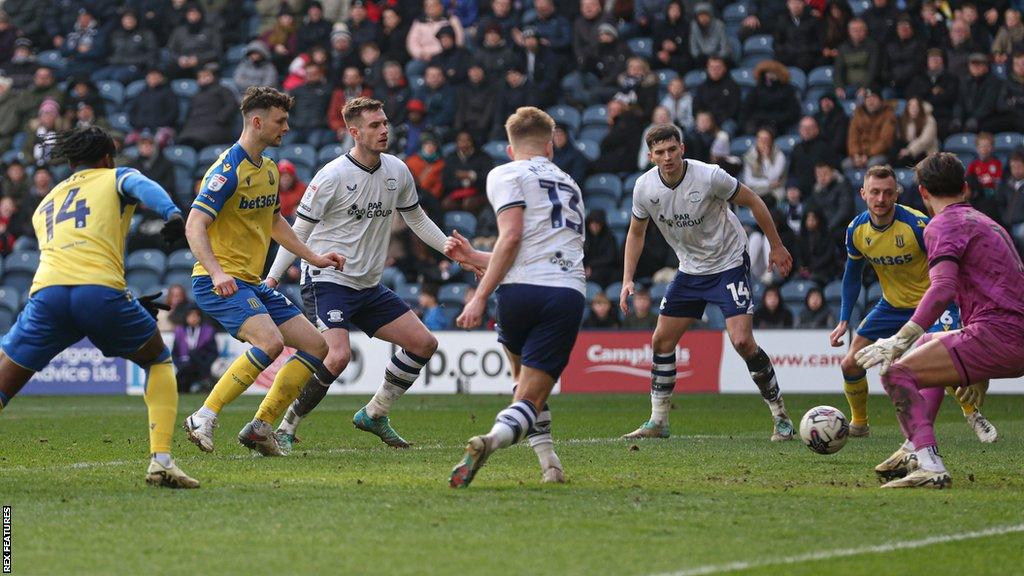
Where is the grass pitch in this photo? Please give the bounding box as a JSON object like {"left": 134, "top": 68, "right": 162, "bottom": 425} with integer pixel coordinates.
{"left": 2, "top": 393, "right": 1023, "bottom": 576}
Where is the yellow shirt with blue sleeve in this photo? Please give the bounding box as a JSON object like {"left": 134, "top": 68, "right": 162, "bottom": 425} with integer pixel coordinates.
{"left": 31, "top": 167, "right": 181, "bottom": 295}
{"left": 192, "top": 143, "right": 281, "bottom": 285}
{"left": 844, "top": 204, "right": 930, "bottom": 312}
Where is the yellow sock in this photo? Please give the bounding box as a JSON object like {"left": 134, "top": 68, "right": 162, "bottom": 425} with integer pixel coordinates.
{"left": 144, "top": 359, "right": 178, "bottom": 454}
{"left": 203, "top": 348, "right": 271, "bottom": 414}
{"left": 844, "top": 375, "right": 869, "bottom": 425}
{"left": 255, "top": 352, "right": 318, "bottom": 424}
{"left": 949, "top": 385, "right": 977, "bottom": 415}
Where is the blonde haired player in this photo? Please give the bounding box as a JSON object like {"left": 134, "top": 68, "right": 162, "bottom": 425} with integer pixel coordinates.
{"left": 445, "top": 106, "right": 587, "bottom": 487}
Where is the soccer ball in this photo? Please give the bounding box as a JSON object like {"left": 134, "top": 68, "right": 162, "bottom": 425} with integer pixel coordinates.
{"left": 799, "top": 406, "right": 850, "bottom": 455}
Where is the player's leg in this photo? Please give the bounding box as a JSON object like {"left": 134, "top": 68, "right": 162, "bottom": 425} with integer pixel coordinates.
{"left": 356, "top": 310, "right": 438, "bottom": 447}
{"left": 621, "top": 315, "right": 696, "bottom": 439}
{"left": 724, "top": 314, "right": 794, "bottom": 441}
{"left": 507, "top": 348, "right": 564, "bottom": 483}
{"left": 840, "top": 333, "right": 875, "bottom": 437}
{"left": 935, "top": 306, "right": 999, "bottom": 443}
{"left": 276, "top": 328, "right": 351, "bottom": 451}
{"left": 0, "top": 354, "right": 35, "bottom": 415}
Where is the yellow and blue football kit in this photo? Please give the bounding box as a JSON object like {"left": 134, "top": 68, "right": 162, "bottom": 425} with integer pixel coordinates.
{"left": 190, "top": 143, "right": 301, "bottom": 337}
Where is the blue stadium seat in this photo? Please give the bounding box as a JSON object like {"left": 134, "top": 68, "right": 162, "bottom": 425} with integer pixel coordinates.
{"left": 776, "top": 134, "right": 800, "bottom": 154}
{"left": 956, "top": 151, "right": 978, "bottom": 166}
{"left": 730, "top": 135, "right": 755, "bottom": 156}
{"left": 380, "top": 266, "right": 406, "bottom": 290}
{"left": 120, "top": 146, "right": 139, "bottom": 160}
{"left": 895, "top": 168, "right": 916, "bottom": 193}
{"left": 585, "top": 194, "right": 618, "bottom": 213}
{"left": 483, "top": 140, "right": 509, "bottom": 162}
{"left": 439, "top": 306, "right": 459, "bottom": 328}
{"left": 723, "top": 2, "right": 749, "bottom": 26}
{"left": 627, "top": 37, "right": 653, "bottom": 59}
{"left": 850, "top": 0, "right": 870, "bottom": 15}
{"left": 743, "top": 35, "right": 773, "bottom": 56}
{"left": 4, "top": 251, "right": 39, "bottom": 294}
{"left": 787, "top": 67, "right": 806, "bottom": 92}
{"left": 171, "top": 79, "right": 199, "bottom": 99}
{"left": 607, "top": 207, "right": 631, "bottom": 230}
{"left": 704, "top": 305, "right": 726, "bottom": 329}
{"left": 843, "top": 100, "right": 857, "bottom": 116}
{"left": 0, "top": 286, "right": 19, "bottom": 313}
{"left": 807, "top": 66, "right": 834, "bottom": 89}
{"left": 730, "top": 67, "right": 756, "bottom": 89}
{"left": 606, "top": 281, "right": 623, "bottom": 299}
{"left": 318, "top": 143, "right": 345, "bottom": 165}
{"left": 683, "top": 69, "right": 706, "bottom": 89}
{"left": 163, "top": 270, "right": 192, "bottom": 289}
{"left": 126, "top": 249, "right": 167, "bottom": 294}
{"left": 109, "top": 112, "right": 131, "bottom": 133}
{"left": 126, "top": 79, "right": 147, "bottom": 100}
{"left": 735, "top": 206, "right": 756, "bottom": 227}
{"left": 622, "top": 172, "right": 643, "bottom": 195}
{"left": 226, "top": 43, "right": 249, "bottom": 65}
{"left": 611, "top": 228, "right": 626, "bottom": 247}
{"left": 1, "top": 150, "right": 24, "bottom": 166}
{"left": 178, "top": 99, "right": 190, "bottom": 126}
{"left": 780, "top": 280, "right": 816, "bottom": 303}
{"left": 546, "top": 105, "right": 582, "bottom": 134}
{"left": 585, "top": 173, "right": 623, "bottom": 198}
{"left": 280, "top": 144, "right": 317, "bottom": 169}
{"left": 167, "top": 249, "right": 197, "bottom": 271}
{"left": 943, "top": 133, "right": 977, "bottom": 155}
{"left": 396, "top": 284, "right": 421, "bottom": 305}
{"left": 175, "top": 167, "right": 195, "bottom": 197}
{"left": 656, "top": 69, "right": 678, "bottom": 87}
{"left": 994, "top": 132, "right": 1024, "bottom": 154}
{"left": 37, "top": 50, "right": 66, "bottom": 71}
{"left": 12, "top": 236, "right": 37, "bottom": 253}
{"left": 97, "top": 80, "right": 125, "bottom": 111}
{"left": 580, "top": 124, "right": 608, "bottom": 143}
{"left": 823, "top": 280, "right": 844, "bottom": 304}
{"left": 164, "top": 145, "right": 197, "bottom": 171}
{"left": 586, "top": 282, "right": 603, "bottom": 300}
{"left": 576, "top": 139, "right": 599, "bottom": 162}
{"left": 581, "top": 105, "right": 608, "bottom": 126}
{"left": 444, "top": 211, "right": 477, "bottom": 238}
{"left": 802, "top": 99, "right": 819, "bottom": 115}
{"left": 0, "top": 309, "right": 13, "bottom": 333}
{"left": 197, "top": 145, "right": 230, "bottom": 173}
{"left": 261, "top": 147, "right": 279, "bottom": 163}
{"left": 649, "top": 282, "right": 668, "bottom": 302}
{"left": 439, "top": 283, "right": 469, "bottom": 305}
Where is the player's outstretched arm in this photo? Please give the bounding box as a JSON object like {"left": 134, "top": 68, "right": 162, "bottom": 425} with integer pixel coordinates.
{"left": 457, "top": 207, "right": 524, "bottom": 329}
{"left": 830, "top": 256, "right": 866, "bottom": 347}
{"left": 270, "top": 212, "right": 345, "bottom": 273}
{"left": 620, "top": 215, "right": 649, "bottom": 314}
{"left": 732, "top": 184, "right": 793, "bottom": 277}
{"left": 400, "top": 205, "right": 450, "bottom": 255}
{"left": 186, "top": 209, "right": 238, "bottom": 297}
{"left": 264, "top": 216, "right": 317, "bottom": 288}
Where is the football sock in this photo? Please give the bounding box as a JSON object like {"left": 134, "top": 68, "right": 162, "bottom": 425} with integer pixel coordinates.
{"left": 255, "top": 350, "right": 321, "bottom": 424}
{"left": 650, "top": 352, "right": 676, "bottom": 425}
{"left": 745, "top": 348, "right": 784, "bottom": 416}
{"left": 366, "top": 349, "right": 429, "bottom": 418}
{"left": 277, "top": 366, "right": 339, "bottom": 434}
{"left": 915, "top": 445, "right": 946, "bottom": 472}
{"left": 152, "top": 452, "right": 173, "bottom": 467}
{"left": 922, "top": 386, "right": 944, "bottom": 423}
{"left": 527, "top": 403, "right": 560, "bottom": 470}
{"left": 203, "top": 346, "right": 272, "bottom": 414}
{"left": 949, "top": 385, "right": 977, "bottom": 415}
{"left": 143, "top": 355, "right": 177, "bottom": 455}
{"left": 881, "top": 364, "right": 937, "bottom": 453}
{"left": 843, "top": 374, "right": 869, "bottom": 425}
{"left": 901, "top": 439, "right": 915, "bottom": 452}
{"left": 487, "top": 400, "right": 538, "bottom": 449}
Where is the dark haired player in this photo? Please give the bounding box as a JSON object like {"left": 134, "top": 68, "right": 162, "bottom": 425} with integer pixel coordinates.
{"left": 0, "top": 126, "right": 197, "bottom": 488}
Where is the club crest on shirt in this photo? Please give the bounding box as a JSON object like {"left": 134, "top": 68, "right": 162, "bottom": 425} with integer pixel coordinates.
{"left": 895, "top": 234, "right": 905, "bottom": 248}
{"left": 386, "top": 178, "right": 398, "bottom": 191}
{"left": 268, "top": 171, "right": 275, "bottom": 185}
{"left": 687, "top": 190, "right": 702, "bottom": 203}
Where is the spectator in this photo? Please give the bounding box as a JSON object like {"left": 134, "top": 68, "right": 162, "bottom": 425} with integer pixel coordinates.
{"left": 596, "top": 99, "right": 645, "bottom": 174}
{"left": 476, "top": 23, "right": 519, "bottom": 86}
{"left": 884, "top": 16, "right": 925, "bottom": 95}
{"left": 327, "top": 66, "right": 374, "bottom": 145}
{"left": 126, "top": 67, "right": 178, "bottom": 147}
{"left": 553, "top": 123, "right": 589, "bottom": 184}
{"left": 277, "top": 160, "right": 307, "bottom": 218}
{"left": 998, "top": 150, "right": 1024, "bottom": 244}
{"left": 288, "top": 62, "right": 334, "bottom": 147}
{"left": 233, "top": 41, "right": 278, "bottom": 91}
{"left": 992, "top": 9, "right": 1024, "bottom": 64}
{"left": 944, "top": 19, "right": 979, "bottom": 77}
{"left": 443, "top": 0, "right": 478, "bottom": 29}
{"left": 12, "top": 66, "right": 61, "bottom": 132}
{"left": 327, "top": 28, "right": 359, "bottom": 82}
{"left": 377, "top": 60, "right": 411, "bottom": 127}
{"left": 967, "top": 132, "right": 1003, "bottom": 194}
{"left": 18, "top": 167, "right": 53, "bottom": 237}
{"left": 172, "top": 305, "right": 218, "bottom": 393}
{"left": 5, "top": 3, "right": 47, "bottom": 50}
{"left": 94, "top": 9, "right": 157, "bottom": 85}
{"left": 797, "top": 287, "right": 835, "bottom": 328}
{"left": 615, "top": 56, "right": 659, "bottom": 115}
{"left": 454, "top": 65, "right": 495, "bottom": 145}
{"left": 905, "top": 48, "right": 959, "bottom": 138}
{"left": 407, "top": 133, "right": 445, "bottom": 199}
{"left": 393, "top": 98, "right": 429, "bottom": 157}
{"left": 689, "top": 3, "right": 731, "bottom": 66}
{"left": 959, "top": 3, "right": 991, "bottom": 51}
{"left": 157, "top": 284, "right": 190, "bottom": 332}
{"left": 127, "top": 130, "right": 177, "bottom": 208}
{"left": 796, "top": 209, "right": 839, "bottom": 285}
{"left": 741, "top": 59, "right": 802, "bottom": 136}
{"left": 843, "top": 88, "right": 896, "bottom": 170}
{"left": 260, "top": 5, "right": 299, "bottom": 74}
{"left": 71, "top": 101, "right": 117, "bottom": 142}
{"left": 834, "top": 18, "right": 880, "bottom": 100}
{"left": 753, "top": 286, "right": 793, "bottom": 329}
{"left": 693, "top": 57, "right": 741, "bottom": 131}
{"left": 176, "top": 64, "right": 237, "bottom": 150}
{"left": 0, "top": 76, "right": 18, "bottom": 152}
{"left": 490, "top": 65, "right": 537, "bottom": 140}
{"left": 638, "top": 107, "right": 674, "bottom": 170}
{"left": 380, "top": 7, "right": 412, "bottom": 64}
{"left": 2, "top": 38, "right": 38, "bottom": 90}
{"left": 582, "top": 292, "right": 620, "bottom": 328}
{"left": 739, "top": 0, "right": 787, "bottom": 42}
{"left": 419, "top": 65, "right": 456, "bottom": 140}
{"left": 60, "top": 8, "right": 108, "bottom": 79}
{"left": 652, "top": 1, "right": 694, "bottom": 72}
{"left": 418, "top": 283, "right": 448, "bottom": 330}
{"left": 815, "top": 93, "right": 849, "bottom": 160}
{"left": 621, "top": 286, "right": 659, "bottom": 329}
{"left": 659, "top": 77, "right": 693, "bottom": 130}
{"left": 821, "top": 0, "right": 852, "bottom": 61}
{"left": 742, "top": 127, "right": 787, "bottom": 203}
{"left": 687, "top": 111, "right": 735, "bottom": 172}
{"left": 789, "top": 116, "right": 837, "bottom": 195}
{"left": 861, "top": 0, "right": 898, "bottom": 43}
{"left": 584, "top": 209, "right": 620, "bottom": 288}
{"left": 775, "top": 0, "right": 823, "bottom": 72}
{"left": 953, "top": 52, "right": 1014, "bottom": 134}
{"left": 282, "top": 45, "right": 330, "bottom": 91}
{"left": 781, "top": 185, "right": 805, "bottom": 234}
{"left": 0, "top": 12, "right": 15, "bottom": 65}
{"left": 406, "top": 0, "right": 465, "bottom": 77}
{"left": 346, "top": 0, "right": 381, "bottom": 48}
{"left": 429, "top": 25, "right": 473, "bottom": 86}
{"left": 806, "top": 162, "right": 854, "bottom": 246}
{"left": 1009, "top": 52, "right": 1024, "bottom": 131}
{"left": 23, "top": 99, "right": 64, "bottom": 166}
{"left": 441, "top": 131, "right": 491, "bottom": 212}
{"left": 574, "top": 0, "right": 610, "bottom": 69}
{"left": 167, "top": 3, "right": 221, "bottom": 79}
{"left": 894, "top": 97, "right": 938, "bottom": 168}
{"left": 574, "top": 22, "right": 631, "bottom": 106}
{"left": 2, "top": 160, "right": 29, "bottom": 202}
{"left": 296, "top": 1, "right": 332, "bottom": 53}
{"left": 917, "top": 0, "right": 948, "bottom": 47}
{"left": 634, "top": 0, "right": 668, "bottom": 31}
{"left": 62, "top": 77, "right": 104, "bottom": 122}
{"left": 521, "top": 27, "right": 561, "bottom": 108}
{"left": 0, "top": 197, "right": 18, "bottom": 256}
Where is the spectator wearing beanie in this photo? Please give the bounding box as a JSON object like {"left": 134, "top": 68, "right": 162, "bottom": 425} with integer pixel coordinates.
{"left": 177, "top": 64, "right": 236, "bottom": 150}
{"left": 167, "top": 3, "right": 222, "bottom": 79}
{"left": 429, "top": 25, "right": 473, "bottom": 86}
{"left": 689, "top": 3, "right": 731, "bottom": 66}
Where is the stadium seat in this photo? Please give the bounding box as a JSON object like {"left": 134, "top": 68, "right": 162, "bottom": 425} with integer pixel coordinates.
{"left": 742, "top": 35, "right": 773, "bottom": 56}
{"left": 126, "top": 79, "right": 147, "bottom": 100}
{"left": 607, "top": 207, "right": 631, "bottom": 230}
{"left": 280, "top": 144, "right": 317, "bottom": 169}
{"left": 735, "top": 206, "right": 756, "bottom": 227}
{"left": 126, "top": 249, "right": 167, "bottom": 294}
{"left": 0, "top": 309, "right": 12, "bottom": 333}
{"left": 895, "top": 168, "right": 916, "bottom": 193}
{"left": 802, "top": 99, "right": 819, "bottom": 115}
{"left": 4, "top": 251, "right": 39, "bottom": 294}
{"left": 109, "top": 113, "right": 132, "bottom": 133}
{"left": 318, "top": 143, "right": 345, "bottom": 165}
{"left": 943, "top": 133, "right": 977, "bottom": 155}
{"left": 579, "top": 124, "right": 608, "bottom": 143}
{"left": 627, "top": 37, "right": 653, "bottom": 59}
{"left": 704, "top": 305, "right": 726, "bottom": 329}
{"left": 843, "top": 100, "right": 857, "bottom": 116}
{"left": 167, "top": 249, "right": 198, "bottom": 272}
{"left": 12, "top": 236, "right": 37, "bottom": 253}
{"left": 780, "top": 280, "right": 815, "bottom": 303}
{"left": 585, "top": 174, "right": 623, "bottom": 198}
{"left": 787, "top": 67, "right": 806, "bottom": 92}
{"left": 866, "top": 282, "right": 883, "bottom": 304}
{"left": 730, "top": 135, "right": 755, "bottom": 156}
{"left": 585, "top": 194, "right": 618, "bottom": 213}
{"left": 807, "top": 66, "right": 834, "bottom": 90}
{"left": 730, "top": 67, "right": 756, "bottom": 89}
{"left": 581, "top": 105, "right": 608, "bottom": 127}
{"left": 163, "top": 270, "right": 193, "bottom": 289}
{"left": 683, "top": 69, "right": 706, "bottom": 89}
{"left": 439, "top": 306, "right": 459, "bottom": 327}
{"left": 845, "top": 168, "right": 866, "bottom": 188}
{"left": 0, "top": 286, "right": 19, "bottom": 313}
{"left": 163, "top": 145, "right": 197, "bottom": 171}
{"left": 439, "top": 283, "right": 469, "bottom": 306}
{"left": 776, "top": 134, "right": 800, "bottom": 154}
{"left": 396, "top": 284, "right": 421, "bottom": 305}
{"left": 171, "top": 79, "right": 199, "bottom": 99}
{"left": 546, "top": 105, "right": 582, "bottom": 134}
{"left": 995, "top": 132, "right": 1024, "bottom": 154}
{"left": 261, "top": 147, "right": 279, "bottom": 162}
{"left": 656, "top": 69, "right": 678, "bottom": 87}
{"left": 723, "top": 2, "right": 748, "bottom": 26}
{"left": 585, "top": 281, "right": 603, "bottom": 300}
{"left": 605, "top": 281, "right": 623, "bottom": 299}
{"left": 37, "top": 50, "right": 66, "bottom": 71}
{"left": 622, "top": 172, "right": 643, "bottom": 195}
{"left": 1, "top": 149, "right": 24, "bottom": 166}
{"left": 575, "top": 139, "right": 600, "bottom": 162}
{"left": 197, "top": 145, "right": 230, "bottom": 176}
{"left": 648, "top": 282, "right": 668, "bottom": 302}
{"left": 483, "top": 140, "right": 509, "bottom": 162}
{"left": 380, "top": 266, "right": 406, "bottom": 290}
{"left": 444, "top": 211, "right": 477, "bottom": 238}
{"left": 611, "top": 228, "right": 626, "bottom": 247}
{"left": 97, "top": 80, "right": 126, "bottom": 111}
{"left": 850, "top": 0, "right": 870, "bottom": 14}
{"left": 225, "top": 43, "right": 249, "bottom": 65}
{"left": 955, "top": 151, "right": 978, "bottom": 166}
{"left": 823, "top": 280, "right": 844, "bottom": 304}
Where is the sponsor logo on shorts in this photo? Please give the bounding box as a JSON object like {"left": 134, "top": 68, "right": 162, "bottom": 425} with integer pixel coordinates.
{"left": 207, "top": 174, "right": 228, "bottom": 192}
{"left": 347, "top": 201, "right": 393, "bottom": 221}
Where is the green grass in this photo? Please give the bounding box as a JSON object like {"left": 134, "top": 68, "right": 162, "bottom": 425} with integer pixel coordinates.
{"left": 2, "top": 394, "right": 1023, "bottom": 576}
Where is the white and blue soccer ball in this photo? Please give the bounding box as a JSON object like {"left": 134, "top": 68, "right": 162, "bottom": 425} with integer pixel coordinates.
{"left": 799, "top": 406, "right": 850, "bottom": 455}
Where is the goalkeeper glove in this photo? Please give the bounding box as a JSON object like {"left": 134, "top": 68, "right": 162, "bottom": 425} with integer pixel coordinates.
{"left": 137, "top": 291, "right": 170, "bottom": 319}
{"left": 161, "top": 213, "right": 185, "bottom": 247}
{"left": 955, "top": 381, "right": 988, "bottom": 408}
{"left": 855, "top": 321, "right": 924, "bottom": 375}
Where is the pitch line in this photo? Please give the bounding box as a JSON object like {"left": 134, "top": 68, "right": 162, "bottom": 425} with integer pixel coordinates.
{"left": 649, "top": 523, "right": 1024, "bottom": 576}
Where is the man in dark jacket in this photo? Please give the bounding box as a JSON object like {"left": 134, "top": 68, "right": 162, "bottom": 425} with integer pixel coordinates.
{"left": 441, "top": 131, "right": 493, "bottom": 212}
{"left": 286, "top": 62, "right": 332, "bottom": 147}
{"left": 693, "top": 56, "right": 741, "bottom": 130}
{"left": 814, "top": 93, "right": 849, "bottom": 160}
{"left": 376, "top": 60, "right": 410, "bottom": 127}
{"left": 475, "top": 0, "right": 518, "bottom": 45}
{"left": 789, "top": 117, "right": 837, "bottom": 195}
{"left": 1007, "top": 52, "right": 1024, "bottom": 132}
{"left": 475, "top": 23, "right": 518, "bottom": 89}
{"left": 520, "top": 27, "right": 560, "bottom": 108}
{"left": 884, "top": 16, "right": 925, "bottom": 94}
{"left": 177, "top": 64, "right": 236, "bottom": 150}
{"left": 166, "top": 3, "right": 221, "bottom": 79}
{"left": 128, "top": 130, "right": 178, "bottom": 208}
{"left": 953, "top": 53, "right": 1013, "bottom": 134}
{"left": 739, "top": 0, "right": 786, "bottom": 42}
{"left": 806, "top": 162, "right": 855, "bottom": 247}
{"left": 12, "top": 66, "right": 61, "bottom": 131}
{"left": 127, "top": 67, "right": 179, "bottom": 146}
{"left": 61, "top": 8, "right": 110, "bottom": 79}
{"left": 905, "top": 48, "right": 959, "bottom": 138}
{"left": 861, "top": 0, "right": 898, "bottom": 43}
{"left": 296, "top": 1, "right": 332, "bottom": 53}
{"left": 454, "top": 64, "right": 494, "bottom": 145}
{"left": 833, "top": 18, "right": 880, "bottom": 99}
{"left": 94, "top": 9, "right": 157, "bottom": 85}
{"left": 553, "top": 123, "right": 588, "bottom": 183}
{"left": 421, "top": 65, "right": 456, "bottom": 141}
{"left": 774, "top": 0, "right": 823, "bottom": 72}
{"left": 428, "top": 25, "right": 473, "bottom": 86}
{"left": 4, "top": 0, "right": 48, "bottom": 49}
{"left": 573, "top": 0, "right": 608, "bottom": 69}
{"left": 490, "top": 65, "right": 537, "bottom": 140}
{"left": 741, "top": 59, "right": 801, "bottom": 135}
{"left": 596, "top": 99, "right": 645, "bottom": 174}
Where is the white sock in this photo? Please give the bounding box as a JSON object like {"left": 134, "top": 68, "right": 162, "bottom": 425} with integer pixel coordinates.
{"left": 902, "top": 439, "right": 915, "bottom": 452}
{"left": 196, "top": 406, "right": 217, "bottom": 420}
{"left": 277, "top": 404, "right": 301, "bottom": 434}
{"left": 915, "top": 446, "right": 946, "bottom": 472}
{"left": 486, "top": 400, "right": 538, "bottom": 449}
{"left": 366, "top": 381, "right": 407, "bottom": 418}
{"left": 486, "top": 421, "right": 517, "bottom": 449}
{"left": 529, "top": 435, "right": 561, "bottom": 471}
{"left": 650, "top": 391, "right": 673, "bottom": 425}
{"left": 152, "top": 452, "right": 173, "bottom": 467}
{"left": 766, "top": 396, "right": 787, "bottom": 418}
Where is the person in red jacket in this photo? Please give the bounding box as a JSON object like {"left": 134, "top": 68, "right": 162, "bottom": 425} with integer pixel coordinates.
{"left": 966, "top": 132, "right": 1003, "bottom": 191}
{"left": 276, "top": 160, "right": 307, "bottom": 219}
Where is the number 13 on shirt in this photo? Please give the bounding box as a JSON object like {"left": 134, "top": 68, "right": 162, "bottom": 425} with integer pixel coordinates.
{"left": 539, "top": 179, "right": 583, "bottom": 234}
